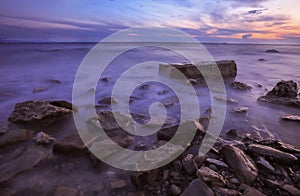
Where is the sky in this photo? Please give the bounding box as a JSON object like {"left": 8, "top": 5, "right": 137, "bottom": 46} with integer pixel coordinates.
{"left": 0, "top": 0, "right": 299, "bottom": 44}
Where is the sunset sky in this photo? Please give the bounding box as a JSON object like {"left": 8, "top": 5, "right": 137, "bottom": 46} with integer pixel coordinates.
{"left": 0, "top": 0, "right": 299, "bottom": 44}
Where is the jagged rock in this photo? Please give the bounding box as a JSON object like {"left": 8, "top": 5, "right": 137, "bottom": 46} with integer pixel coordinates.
{"left": 110, "top": 179, "right": 127, "bottom": 190}
{"left": 53, "top": 132, "right": 86, "bottom": 154}
{"left": 0, "top": 145, "right": 48, "bottom": 183}
{"left": 8, "top": 100, "right": 73, "bottom": 125}
{"left": 213, "top": 187, "right": 239, "bottom": 195}
{"left": 239, "top": 184, "right": 266, "bottom": 196}
{"left": 54, "top": 186, "right": 77, "bottom": 196}
{"left": 248, "top": 144, "right": 298, "bottom": 163}
{"left": 193, "top": 155, "right": 207, "bottom": 168}
{"left": 258, "top": 80, "right": 300, "bottom": 107}
{"left": 0, "top": 129, "right": 29, "bottom": 147}
{"left": 181, "top": 179, "right": 214, "bottom": 196}
{"left": 282, "top": 184, "right": 300, "bottom": 195}
{"left": 49, "top": 100, "right": 77, "bottom": 111}
{"left": 130, "top": 170, "right": 159, "bottom": 188}
{"left": 266, "top": 49, "right": 280, "bottom": 53}
{"left": 170, "top": 184, "right": 181, "bottom": 196}
{"left": 159, "top": 60, "right": 237, "bottom": 80}
{"left": 231, "top": 81, "right": 252, "bottom": 91}
{"left": 256, "top": 156, "right": 275, "bottom": 173}
{"left": 281, "top": 115, "right": 300, "bottom": 122}
{"left": 197, "top": 166, "right": 226, "bottom": 186}
{"left": 33, "top": 132, "right": 55, "bottom": 144}
{"left": 226, "top": 129, "right": 239, "bottom": 138}
{"left": 275, "top": 141, "right": 300, "bottom": 154}
{"left": 233, "top": 106, "right": 248, "bottom": 113}
{"left": 220, "top": 145, "right": 258, "bottom": 185}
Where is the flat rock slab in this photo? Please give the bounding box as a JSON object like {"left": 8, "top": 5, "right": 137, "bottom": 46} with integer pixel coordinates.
{"left": 53, "top": 132, "right": 86, "bottom": 154}
{"left": 248, "top": 144, "right": 298, "bottom": 163}
{"left": 8, "top": 100, "right": 73, "bottom": 125}
{"left": 198, "top": 166, "right": 226, "bottom": 186}
{"left": 181, "top": 179, "right": 214, "bottom": 196}
{"left": 159, "top": 60, "right": 237, "bottom": 80}
{"left": 220, "top": 145, "right": 258, "bottom": 185}
{"left": 0, "top": 129, "right": 29, "bottom": 147}
{"left": 0, "top": 145, "right": 48, "bottom": 183}
{"left": 281, "top": 115, "right": 300, "bottom": 122}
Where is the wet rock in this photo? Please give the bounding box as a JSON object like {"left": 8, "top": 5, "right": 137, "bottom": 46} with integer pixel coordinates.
{"left": 54, "top": 186, "right": 77, "bottom": 196}
{"left": 159, "top": 60, "right": 237, "bottom": 80}
{"left": 205, "top": 158, "right": 228, "bottom": 168}
{"left": 49, "top": 100, "right": 77, "bottom": 111}
{"left": 226, "top": 129, "right": 239, "bottom": 138}
{"left": 33, "top": 131, "right": 55, "bottom": 144}
{"left": 157, "top": 121, "right": 196, "bottom": 141}
{"left": 248, "top": 144, "right": 298, "bottom": 163}
{"left": 230, "top": 81, "right": 252, "bottom": 91}
{"left": 8, "top": 100, "right": 73, "bottom": 125}
{"left": 266, "top": 49, "right": 280, "bottom": 53}
{"left": 239, "top": 184, "right": 266, "bottom": 196}
{"left": 131, "top": 170, "right": 159, "bottom": 188}
{"left": 193, "top": 155, "right": 207, "bottom": 168}
{"left": 256, "top": 156, "right": 275, "bottom": 173}
{"left": 281, "top": 115, "right": 300, "bottom": 122}
{"left": 233, "top": 106, "right": 248, "bottom": 113}
{"left": 275, "top": 141, "right": 300, "bottom": 154}
{"left": 139, "top": 84, "right": 149, "bottom": 90}
{"left": 0, "top": 145, "right": 48, "bottom": 183}
{"left": 98, "top": 97, "right": 118, "bottom": 105}
{"left": 101, "top": 77, "right": 110, "bottom": 82}
{"left": 181, "top": 179, "right": 214, "bottom": 196}
{"left": 53, "top": 132, "right": 86, "bottom": 154}
{"left": 110, "top": 179, "right": 127, "bottom": 190}
{"left": 220, "top": 145, "right": 258, "bottom": 185}
{"left": 0, "top": 188, "right": 16, "bottom": 196}
{"left": 197, "top": 166, "right": 226, "bottom": 186}
{"left": 230, "top": 178, "right": 240, "bottom": 184}
{"left": 188, "top": 79, "right": 198, "bottom": 85}
{"left": 0, "top": 129, "right": 29, "bottom": 147}
{"left": 183, "top": 159, "right": 196, "bottom": 176}
{"left": 282, "top": 184, "right": 300, "bottom": 195}
{"left": 213, "top": 187, "right": 239, "bottom": 196}
{"left": 96, "top": 111, "right": 134, "bottom": 132}
{"left": 214, "top": 96, "right": 239, "bottom": 104}
{"left": 47, "top": 79, "right": 62, "bottom": 84}
{"left": 263, "top": 179, "right": 282, "bottom": 188}
{"left": 170, "top": 184, "right": 181, "bottom": 196}
{"left": 258, "top": 58, "right": 266, "bottom": 61}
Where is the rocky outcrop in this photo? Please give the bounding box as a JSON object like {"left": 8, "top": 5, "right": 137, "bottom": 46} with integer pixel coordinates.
{"left": 230, "top": 81, "right": 252, "bottom": 91}
{"left": 220, "top": 145, "right": 258, "bottom": 185}
{"left": 159, "top": 60, "right": 237, "bottom": 80}
{"left": 8, "top": 100, "right": 74, "bottom": 125}
{"left": 258, "top": 80, "right": 300, "bottom": 107}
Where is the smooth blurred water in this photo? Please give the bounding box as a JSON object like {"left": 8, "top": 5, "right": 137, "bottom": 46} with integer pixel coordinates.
{"left": 0, "top": 42, "right": 299, "bottom": 147}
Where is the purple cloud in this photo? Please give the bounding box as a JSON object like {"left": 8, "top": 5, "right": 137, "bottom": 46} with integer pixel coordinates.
{"left": 242, "top": 34, "right": 252, "bottom": 39}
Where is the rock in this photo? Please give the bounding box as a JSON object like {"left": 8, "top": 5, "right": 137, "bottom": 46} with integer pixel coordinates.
{"left": 188, "top": 79, "right": 198, "bottom": 85}
{"left": 226, "top": 129, "right": 239, "bottom": 138}
{"left": 220, "top": 145, "right": 258, "bottom": 185}
{"left": 139, "top": 84, "right": 149, "bottom": 90}
{"left": 281, "top": 115, "right": 300, "bottom": 122}
{"left": 33, "top": 131, "right": 55, "bottom": 144}
{"left": 157, "top": 121, "right": 196, "bottom": 141}
{"left": 205, "top": 158, "right": 228, "bottom": 168}
{"left": 170, "top": 184, "right": 181, "bottom": 196}
{"left": 49, "top": 100, "right": 77, "bottom": 111}
{"left": 131, "top": 170, "right": 159, "bottom": 188}
{"left": 258, "top": 80, "right": 300, "bottom": 107}
{"left": 282, "top": 184, "right": 300, "bottom": 195}
{"left": 54, "top": 186, "right": 78, "bottom": 196}
{"left": 33, "top": 87, "right": 49, "bottom": 93}
{"left": 256, "top": 156, "right": 275, "bottom": 173}
{"left": 248, "top": 144, "right": 298, "bottom": 163}
{"left": 263, "top": 179, "right": 282, "bottom": 188}
{"left": 240, "top": 184, "right": 266, "bottom": 196}
{"left": 53, "top": 132, "right": 86, "bottom": 154}
{"left": 101, "top": 77, "right": 110, "bottom": 82}
{"left": 230, "top": 81, "right": 252, "bottom": 91}
{"left": 258, "top": 58, "right": 266, "bottom": 61}
{"left": 47, "top": 79, "right": 62, "bottom": 84}
{"left": 266, "top": 49, "right": 280, "bottom": 53}
{"left": 8, "top": 100, "right": 73, "bottom": 125}
{"left": 197, "top": 166, "right": 226, "bottom": 186}
{"left": 214, "top": 96, "right": 239, "bottom": 104}
{"left": 230, "top": 178, "right": 240, "bottom": 184}
{"left": 233, "top": 106, "right": 248, "bottom": 113}
{"left": 183, "top": 159, "right": 197, "bottom": 176}
{"left": 98, "top": 97, "right": 118, "bottom": 105}
{"left": 181, "top": 179, "right": 214, "bottom": 196}
{"left": 159, "top": 60, "right": 237, "bottom": 80}
{"left": 110, "top": 179, "right": 127, "bottom": 190}
{"left": 0, "top": 188, "right": 16, "bottom": 196}
{"left": 275, "top": 141, "right": 300, "bottom": 154}
{"left": 193, "top": 155, "right": 207, "bottom": 168}
{"left": 0, "top": 145, "right": 48, "bottom": 183}
{"left": 0, "top": 129, "right": 29, "bottom": 147}
{"left": 213, "top": 187, "right": 239, "bottom": 196}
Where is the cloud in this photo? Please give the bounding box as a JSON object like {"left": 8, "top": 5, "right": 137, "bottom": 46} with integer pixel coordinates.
{"left": 242, "top": 34, "right": 252, "bottom": 39}
{"left": 248, "top": 8, "right": 268, "bottom": 14}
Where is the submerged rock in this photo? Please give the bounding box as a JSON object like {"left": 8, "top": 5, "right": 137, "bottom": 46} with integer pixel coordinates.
{"left": 0, "top": 129, "right": 29, "bottom": 147}
{"left": 33, "top": 132, "right": 55, "bottom": 144}
{"left": 159, "top": 60, "right": 237, "bottom": 80}
{"left": 248, "top": 144, "right": 298, "bottom": 163}
{"left": 0, "top": 145, "right": 48, "bottom": 183}
{"left": 233, "top": 106, "right": 249, "bottom": 113}
{"left": 8, "top": 100, "right": 74, "bottom": 125}
{"left": 181, "top": 179, "right": 214, "bottom": 196}
{"left": 54, "top": 186, "right": 78, "bottom": 196}
{"left": 266, "top": 49, "right": 280, "bottom": 53}
{"left": 258, "top": 80, "right": 300, "bottom": 107}
{"left": 230, "top": 81, "right": 252, "bottom": 91}
{"left": 220, "top": 145, "right": 258, "bottom": 185}
{"left": 53, "top": 132, "right": 86, "bottom": 154}
{"left": 281, "top": 115, "right": 300, "bottom": 122}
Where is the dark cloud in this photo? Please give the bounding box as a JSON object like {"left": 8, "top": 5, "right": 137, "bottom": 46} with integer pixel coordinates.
{"left": 248, "top": 8, "right": 267, "bottom": 15}
{"left": 228, "top": 0, "right": 269, "bottom": 7}
{"left": 242, "top": 34, "right": 252, "bottom": 39}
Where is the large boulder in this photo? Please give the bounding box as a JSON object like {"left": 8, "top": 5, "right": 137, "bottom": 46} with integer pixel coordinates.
{"left": 220, "top": 145, "right": 258, "bottom": 185}
{"left": 159, "top": 60, "right": 237, "bottom": 80}
{"left": 258, "top": 80, "right": 300, "bottom": 107}
{"left": 8, "top": 100, "right": 74, "bottom": 125}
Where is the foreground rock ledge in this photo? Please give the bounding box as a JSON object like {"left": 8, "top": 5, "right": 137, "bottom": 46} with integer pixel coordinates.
{"left": 159, "top": 60, "right": 237, "bottom": 80}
